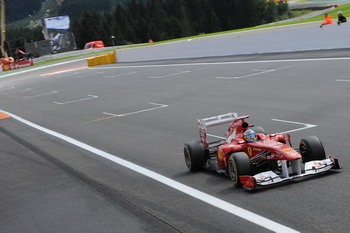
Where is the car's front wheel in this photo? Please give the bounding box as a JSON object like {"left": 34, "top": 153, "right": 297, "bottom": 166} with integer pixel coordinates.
{"left": 228, "top": 152, "right": 252, "bottom": 187}
{"left": 300, "top": 136, "right": 326, "bottom": 162}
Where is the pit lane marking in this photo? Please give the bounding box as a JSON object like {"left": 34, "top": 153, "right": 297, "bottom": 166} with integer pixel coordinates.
{"left": 1, "top": 110, "right": 299, "bottom": 233}
{"left": 83, "top": 103, "right": 168, "bottom": 123}
{"left": 53, "top": 95, "right": 98, "bottom": 105}
{"left": 147, "top": 71, "right": 190, "bottom": 79}
{"left": 23, "top": 90, "right": 58, "bottom": 99}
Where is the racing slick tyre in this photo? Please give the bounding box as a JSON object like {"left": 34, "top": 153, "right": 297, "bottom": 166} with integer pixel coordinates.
{"left": 228, "top": 152, "right": 252, "bottom": 187}
{"left": 299, "top": 136, "right": 326, "bottom": 162}
{"left": 184, "top": 140, "right": 207, "bottom": 172}
{"left": 250, "top": 126, "right": 266, "bottom": 135}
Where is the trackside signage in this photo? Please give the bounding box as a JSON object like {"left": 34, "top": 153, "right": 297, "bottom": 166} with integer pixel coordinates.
{"left": 2, "top": 60, "right": 34, "bottom": 72}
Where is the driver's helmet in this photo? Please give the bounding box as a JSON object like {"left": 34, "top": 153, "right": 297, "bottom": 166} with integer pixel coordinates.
{"left": 244, "top": 129, "right": 257, "bottom": 143}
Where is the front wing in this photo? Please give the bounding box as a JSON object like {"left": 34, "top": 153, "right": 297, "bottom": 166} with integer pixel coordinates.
{"left": 240, "top": 157, "right": 341, "bottom": 190}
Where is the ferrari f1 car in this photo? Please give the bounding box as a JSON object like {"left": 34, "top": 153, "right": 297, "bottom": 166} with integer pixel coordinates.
{"left": 183, "top": 113, "right": 341, "bottom": 190}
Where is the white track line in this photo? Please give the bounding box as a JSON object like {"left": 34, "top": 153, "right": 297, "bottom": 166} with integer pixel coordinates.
{"left": 217, "top": 69, "right": 275, "bottom": 79}
{"left": 1, "top": 110, "right": 298, "bottom": 233}
{"left": 53, "top": 95, "right": 98, "bottom": 105}
{"left": 104, "top": 71, "right": 138, "bottom": 78}
{"left": 23, "top": 91, "right": 58, "bottom": 99}
{"left": 90, "top": 57, "right": 350, "bottom": 70}
{"left": 272, "top": 119, "right": 317, "bottom": 134}
{"left": 216, "top": 65, "right": 292, "bottom": 80}
{"left": 336, "top": 79, "right": 350, "bottom": 82}
{"left": 147, "top": 71, "right": 191, "bottom": 79}
{"left": 103, "top": 103, "right": 168, "bottom": 117}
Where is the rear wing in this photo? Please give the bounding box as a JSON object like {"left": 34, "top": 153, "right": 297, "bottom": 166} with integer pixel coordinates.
{"left": 198, "top": 113, "right": 238, "bottom": 147}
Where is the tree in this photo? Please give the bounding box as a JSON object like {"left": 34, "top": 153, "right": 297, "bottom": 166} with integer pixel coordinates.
{"left": 75, "top": 11, "right": 102, "bottom": 47}
{"left": 146, "top": 0, "right": 169, "bottom": 41}
{"left": 6, "top": 0, "right": 42, "bottom": 23}
{"left": 264, "top": 0, "right": 278, "bottom": 23}
{"left": 237, "top": 0, "right": 263, "bottom": 28}
{"left": 59, "top": 0, "right": 111, "bottom": 19}
{"left": 6, "top": 0, "right": 293, "bottom": 50}
{"left": 112, "top": 4, "right": 128, "bottom": 44}
{"left": 165, "top": 0, "right": 193, "bottom": 37}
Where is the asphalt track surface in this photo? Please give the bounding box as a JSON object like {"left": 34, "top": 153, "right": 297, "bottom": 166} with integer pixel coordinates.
{"left": 1, "top": 39, "right": 350, "bottom": 233}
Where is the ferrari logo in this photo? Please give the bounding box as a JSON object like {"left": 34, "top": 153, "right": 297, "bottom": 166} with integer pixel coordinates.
{"left": 248, "top": 147, "right": 252, "bottom": 156}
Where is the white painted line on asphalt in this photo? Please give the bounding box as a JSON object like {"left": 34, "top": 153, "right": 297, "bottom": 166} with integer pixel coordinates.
{"left": 104, "top": 71, "right": 138, "bottom": 78}
{"left": 336, "top": 79, "right": 350, "bottom": 82}
{"left": 1, "top": 110, "right": 299, "bottom": 233}
{"left": 82, "top": 103, "right": 169, "bottom": 124}
{"left": 2, "top": 57, "right": 348, "bottom": 79}
{"left": 217, "top": 69, "right": 275, "bottom": 79}
{"left": 23, "top": 90, "right": 58, "bottom": 99}
{"left": 272, "top": 119, "right": 317, "bottom": 134}
{"left": 3, "top": 88, "right": 31, "bottom": 95}
{"left": 90, "top": 57, "right": 350, "bottom": 70}
{"left": 147, "top": 71, "right": 191, "bottom": 79}
{"left": 53, "top": 95, "right": 98, "bottom": 105}
{"left": 217, "top": 65, "right": 293, "bottom": 80}
{"left": 103, "top": 103, "right": 168, "bottom": 117}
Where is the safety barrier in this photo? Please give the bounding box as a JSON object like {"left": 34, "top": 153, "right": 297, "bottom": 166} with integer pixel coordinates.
{"left": 86, "top": 51, "right": 117, "bottom": 67}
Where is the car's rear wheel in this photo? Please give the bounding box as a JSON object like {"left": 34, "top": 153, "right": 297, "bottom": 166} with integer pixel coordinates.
{"left": 184, "top": 140, "right": 207, "bottom": 172}
{"left": 300, "top": 136, "right": 326, "bottom": 162}
{"left": 228, "top": 152, "right": 252, "bottom": 187}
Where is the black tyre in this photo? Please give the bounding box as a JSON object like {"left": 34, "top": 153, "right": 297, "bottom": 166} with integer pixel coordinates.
{"left": 228, "top": 152, "right": 252, "bottom": 187}
{"left": 184, "top": 140, "right": 207, "bottom": 172}
{"left": 250, "top": 126, "right": 266, "bottom": 135}
{"left": 299, "top": 136, "right": 326, "bottom": 162}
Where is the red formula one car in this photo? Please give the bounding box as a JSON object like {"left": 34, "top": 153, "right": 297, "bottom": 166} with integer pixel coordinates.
{"left": 184, "top": 113, "right": 341, "bottom": 190}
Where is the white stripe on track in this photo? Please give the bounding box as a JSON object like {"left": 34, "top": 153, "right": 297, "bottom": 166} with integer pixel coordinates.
{"left": 1, "top": 110, "right": 299, "bottom": 233}
{"left": 90, "top": 57, "right": 350, "bottom": 69}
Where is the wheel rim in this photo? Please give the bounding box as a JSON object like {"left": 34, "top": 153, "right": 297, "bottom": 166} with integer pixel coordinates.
{"left": 184, "top": 147, "right": 191, "bottom": 169}
{"left": 300, "top": 142, "right": 307, "bottom": 153}
{"left": 300, "top": 141, "right": 310, "bottom": 161}
{"left": 228, "top": 159, "right": 236, "bottom": 182}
